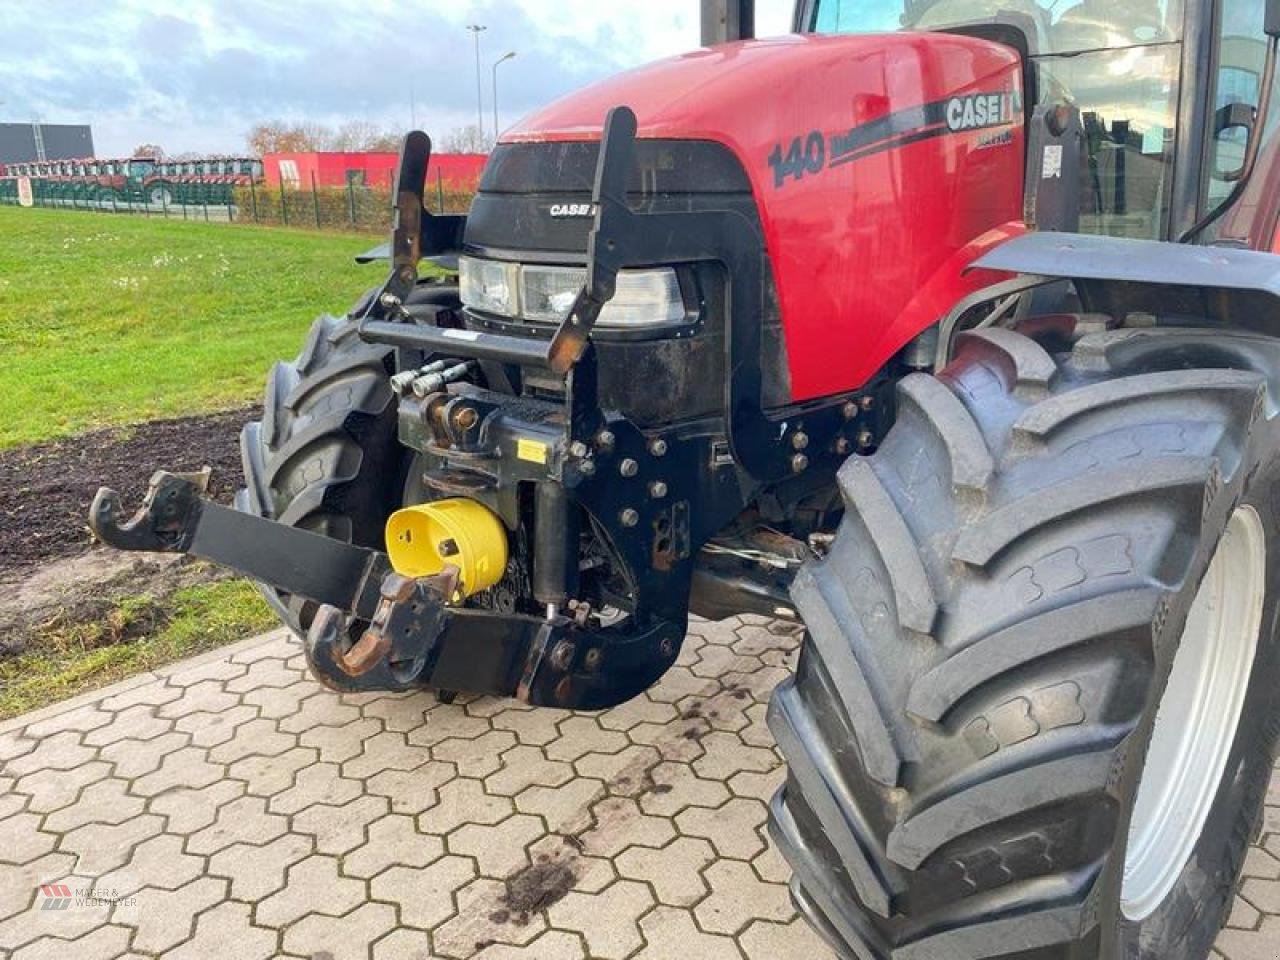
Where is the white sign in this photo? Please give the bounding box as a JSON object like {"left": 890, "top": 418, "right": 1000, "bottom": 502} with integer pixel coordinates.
{"left": 16, "top": 176, "right": 32, "bottom": 207}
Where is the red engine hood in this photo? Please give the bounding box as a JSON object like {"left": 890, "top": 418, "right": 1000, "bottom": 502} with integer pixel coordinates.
{"left": 503, "top": 33, "right": 1027, "bottom": 401}
{"left": 506, "top": 33, "right": 1012, "bottom": 146}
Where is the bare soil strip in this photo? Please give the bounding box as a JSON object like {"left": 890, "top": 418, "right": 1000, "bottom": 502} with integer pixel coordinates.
{"left": 0, "top": 407, "right": 255, "bottom": 573}
{"left": 0, "top": 408, "right": 272, "bottom": 712}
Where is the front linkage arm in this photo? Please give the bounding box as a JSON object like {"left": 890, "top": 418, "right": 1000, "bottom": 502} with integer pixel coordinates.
{"left": 90, "top": 471, "right": 408, "bottom": 688}
{"left": 90, "top": 471, "right": 678, "bottom": 708}
{"left": 91, "top": 471, "right": 391, "bottom": 616}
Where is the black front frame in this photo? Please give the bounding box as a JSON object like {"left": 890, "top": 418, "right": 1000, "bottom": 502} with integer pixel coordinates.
{"left": 345, "top": 107, "right": 883, "bottom": 706}
{"left": 369, "top": 106, "right": 878, "bottom": 618}
{"left": 365, "top": 108, "right": 865, "bottom": 486}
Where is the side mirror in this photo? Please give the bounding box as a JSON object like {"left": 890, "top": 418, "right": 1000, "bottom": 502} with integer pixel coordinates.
{"left": 1267, "top": 0, "right": 1280, "bottom": 38}
{"left": 1216, "top": 101, "right": 1257, "bottom": 182}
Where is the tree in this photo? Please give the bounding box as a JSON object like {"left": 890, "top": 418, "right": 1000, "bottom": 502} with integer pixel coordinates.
{"left": 246, "top": 120, "right": 407, "bottom": 156}
{"left": 296, "top": 121, "right": 331, "bottom": 151}
{"left": 246, "top": 122, "right": 287, "bottom": 155}
{"left": 133, "top": 143, "right": 165, "bottom": 160}
{"left": 329, "top": 120, "right": 378, "bottom": 151}
{"left": 246, "top": 121, "right": 320, "bottom": 155}
{"left": 441, "top": 125, "right": 493, "bottom": 154}
{"left": 362, "top": 130, "right": 404, "bottom": 152}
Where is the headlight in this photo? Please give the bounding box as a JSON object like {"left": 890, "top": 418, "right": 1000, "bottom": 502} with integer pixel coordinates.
{"left": 460, "top": 256, "right": 685, "bottom": 329}
{"left": 458, "top": 257, "right": 518, "bottom": 317}
{"left": 521, "top": 264, "right": 587, "bottom": 322}
{"left": 595, "top": 270, "right": 686, "bottom": 328}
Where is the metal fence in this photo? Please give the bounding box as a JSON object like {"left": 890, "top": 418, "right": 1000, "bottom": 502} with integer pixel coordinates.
{"left": 234, "top": 170, "right": 473, "bottom": 231}
{"left": 0, "top": 177, "right": 238, "bottom": 221}
{"left": 0, "top": 170, "right": 474, "bottom": 232}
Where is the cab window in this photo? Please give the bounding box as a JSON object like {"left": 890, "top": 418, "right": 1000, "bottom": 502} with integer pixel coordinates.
{"left": 811, "top": 0, "right": 1185, "bottom": 239}
{"left": 1205, "top": 0, "right": 1274, "bottom": 215}
{"left": 813, "top": 0, "right": 1184, "bottom": 51}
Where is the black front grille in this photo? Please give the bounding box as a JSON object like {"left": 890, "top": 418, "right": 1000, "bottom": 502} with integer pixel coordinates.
{"left": 461, "top": 139, "right": 791, "bottom": 423}
{"left": 480, "top": 140, "right": 754, "bottom": 194}
{"left": 465, "top": 140, "right": 759, "bottom": 257}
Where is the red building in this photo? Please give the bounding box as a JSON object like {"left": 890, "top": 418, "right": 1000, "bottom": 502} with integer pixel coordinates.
{"left": 262, "top": 151, "right": 487, "bottom": 189}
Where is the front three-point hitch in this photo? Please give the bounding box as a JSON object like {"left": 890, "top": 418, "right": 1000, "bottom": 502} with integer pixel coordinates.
{"left": 89, "top": 115, "right": 688, "bottom": 709}
{"left": 90, "top": 471, "right": 682, "bottom": 708}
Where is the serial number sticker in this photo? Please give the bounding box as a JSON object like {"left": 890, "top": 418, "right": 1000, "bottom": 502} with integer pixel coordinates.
{"left": 517, "top": 438, "right": 549, "bottom": 464}
{"left": 1042, "top": 144, "right": 1064, "bottom": 180}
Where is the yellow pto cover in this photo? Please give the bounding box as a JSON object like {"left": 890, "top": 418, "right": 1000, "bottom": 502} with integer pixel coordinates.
{"left": 385, "top": 499, "right": 508, "bottom": 598}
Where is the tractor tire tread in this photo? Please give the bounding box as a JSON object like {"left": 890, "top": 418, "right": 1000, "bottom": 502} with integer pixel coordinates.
{"left": 772, "top": 323, "right": 1272, "bottom": 958}
{"left": 239, "top": 307, "right": 399, "bottom": 633}
{"left": 837, "top": 458, "right": 938, "bottom": 635}
{"left": 897, "top": 373, "right": 994, "bottom": 492}
{"left": 957, "top": 327, "right": 1057, "bottom": 391}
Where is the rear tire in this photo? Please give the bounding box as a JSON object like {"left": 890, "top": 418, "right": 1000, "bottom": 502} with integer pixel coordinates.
{"left": 771, "top": 322, "right": 1280, "bottom": 959}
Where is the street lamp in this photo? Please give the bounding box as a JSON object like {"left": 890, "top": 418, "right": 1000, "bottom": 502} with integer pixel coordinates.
{"left": 466, "top": 24, "right": 487, "bottom": 145}
{"left": 492, "top": 51, "right": 517, "bottom": 142}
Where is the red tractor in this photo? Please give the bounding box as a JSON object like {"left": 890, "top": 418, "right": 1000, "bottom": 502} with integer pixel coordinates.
{"left": 93, "top": 0, "right": 1280, "bottom": 956}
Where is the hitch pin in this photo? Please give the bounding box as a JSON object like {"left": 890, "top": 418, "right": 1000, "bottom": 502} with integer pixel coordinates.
{"left": 411, "top": 360, "right": 476, "bottom": 398}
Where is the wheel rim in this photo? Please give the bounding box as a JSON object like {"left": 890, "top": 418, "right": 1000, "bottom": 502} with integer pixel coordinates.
{"left": 1121, "top": 504, "right": 1266, "bottom": 921}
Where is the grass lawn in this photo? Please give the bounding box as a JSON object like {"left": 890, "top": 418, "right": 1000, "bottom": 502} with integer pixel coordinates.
{"left": 0, "top": 207, "right": 399, "bottom": 717}
{"left": 0, "top": 206, "right": 384, "bottom": 448}
{"left": 0, "top": 574, "right": 278, "bottom": 719}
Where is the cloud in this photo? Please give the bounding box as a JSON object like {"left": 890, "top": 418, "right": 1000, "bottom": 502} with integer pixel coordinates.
{"left": 0, "top": 0, "right": 795, "bottom": 156}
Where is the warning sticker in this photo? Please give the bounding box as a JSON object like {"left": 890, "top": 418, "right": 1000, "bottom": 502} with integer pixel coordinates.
{"left": 516, "top": 438, "right": 549, "bottom": 465}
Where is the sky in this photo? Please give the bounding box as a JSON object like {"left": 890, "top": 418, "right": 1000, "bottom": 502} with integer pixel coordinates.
{"left": 0, "top": 0, "right": 796, "bottom": 157}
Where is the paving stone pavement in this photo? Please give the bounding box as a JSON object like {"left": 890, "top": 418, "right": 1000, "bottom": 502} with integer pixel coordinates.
{"left": 0, "top": 616, "right": 1277, "bottom": 960}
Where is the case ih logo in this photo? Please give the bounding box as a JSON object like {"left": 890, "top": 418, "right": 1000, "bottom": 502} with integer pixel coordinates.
{"left": 547, "top": 203, "right": 597, "bottom": 218}
{"left": 39, "top": 884, "right": 72, "bottom": 911}
{"left": 769, "top": 89, "right": 1021, "bottom": 189}
{"left": 945, "top": 93, "right": 1014, "bottom": 133}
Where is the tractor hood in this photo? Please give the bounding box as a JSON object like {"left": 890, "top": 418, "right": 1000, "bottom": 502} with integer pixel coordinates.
{"left": 495, "top": 33, "right": 1028, "bottom": 401}
{"left": 505, "top": 33, "right": 1014, "bottom": 148}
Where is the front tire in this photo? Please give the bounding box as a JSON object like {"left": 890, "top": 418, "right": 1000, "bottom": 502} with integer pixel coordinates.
{"left": 238, "top": 303, "right": 402, "bottom": 632}
{"left": 771, "top": 322, "right": 1280, "bottom": 959}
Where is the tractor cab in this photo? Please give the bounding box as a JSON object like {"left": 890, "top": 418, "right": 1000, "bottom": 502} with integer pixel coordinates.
{"left": 803, "top": 0, "right": 1280, "bottom": 247}
{"left": 126, "top": 157, "right": 156, "bottom": 178}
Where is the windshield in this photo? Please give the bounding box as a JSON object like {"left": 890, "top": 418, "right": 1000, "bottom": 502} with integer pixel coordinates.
{"left": 813, "top": 0, "right": 1184, "bottom": 54}
{"left": 812, "top": 0, "right": 1185, "bottom": 238}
